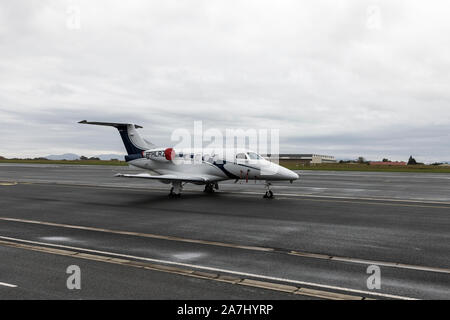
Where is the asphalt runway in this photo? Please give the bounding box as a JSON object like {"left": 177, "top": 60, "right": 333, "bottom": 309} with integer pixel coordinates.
{"left": 0, "top": 164, "right": 449, "bottom": 299}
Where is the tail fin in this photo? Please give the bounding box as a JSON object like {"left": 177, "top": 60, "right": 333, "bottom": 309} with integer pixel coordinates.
{"left": 79, "top": 120, "right": 154, "bottom": 156}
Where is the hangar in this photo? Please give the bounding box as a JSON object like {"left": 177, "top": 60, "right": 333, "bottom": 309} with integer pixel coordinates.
{"left": 268, "top": 154, "right": 336, "bottom": 165}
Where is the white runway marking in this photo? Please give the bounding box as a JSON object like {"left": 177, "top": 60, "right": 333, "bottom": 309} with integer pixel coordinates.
{"left": 173, "top": 252, "right": 205, "bottom": 261}
{"left": 1, "top": 216, "right": 448, "bottom": 274}
{"left": 13, "top": 180, "right": 450, "bottom": 204}
{"left": 0, "top": 281, "right": 17, "bottom": 288}
{"left": 8, "top": 178, "right": 450, "bottom": 203}
{"left": 236, "top": 191, "right": 450, "bottom": 206}
{"left": 40, "top": 236, "right": 73, "bottom": 242}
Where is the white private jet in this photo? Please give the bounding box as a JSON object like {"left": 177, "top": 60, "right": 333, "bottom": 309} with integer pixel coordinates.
{"left": 79, "top": 120, "right": 299, "bottom": 198}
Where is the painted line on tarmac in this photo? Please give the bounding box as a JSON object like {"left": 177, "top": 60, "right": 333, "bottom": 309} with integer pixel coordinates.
{"left": 0, "top": 235, "right": 417, "bottom": 300}
{"left": 296, "top": 171, "right": 450, "bottom": 179}
{"left": 0, "top": 217, "right": 272, "bottom": 252}
{"left": 272, "top": 196, "right": 450, "bottom": 209}
{"left": 0, "top": 281, "right": 17, "bottom": 288}
{"left": 12, "top": 180, "right": 450, "bottom": 207}
{"left": 288, "top": 251, "right": 450, "bottom": 274}
{"left": 0, "top": 181, "right": 17, "bottom": 186}
{"left": 1, "top": 216, "right": 448, "bottom": 275}
{"left": 236, "top": 191, "right": 450, "bottom": 207}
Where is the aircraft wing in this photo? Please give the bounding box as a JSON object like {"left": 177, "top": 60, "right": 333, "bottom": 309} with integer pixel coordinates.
{"left": 115, "top": 173, "right": 217, "bottom": 183}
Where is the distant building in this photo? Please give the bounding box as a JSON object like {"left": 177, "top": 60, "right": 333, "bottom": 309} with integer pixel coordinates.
{"left": 369, "top": 161, "right": 407, "bottom": 166}
{"left": 268, "top": 154, "right": 336, "bottom": 164}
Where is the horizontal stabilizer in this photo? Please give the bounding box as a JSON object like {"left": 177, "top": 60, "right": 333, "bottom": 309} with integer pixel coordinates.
{"left": 79, "top": 120, "right": 143, "bottom": 129}
{"left": 79, "top": 120, "right": 153, "bottom": 155}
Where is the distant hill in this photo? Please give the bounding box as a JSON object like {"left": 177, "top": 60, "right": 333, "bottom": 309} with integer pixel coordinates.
{"left": 45, "top": 153, "right": 124, "bottom": 160}
{"left": 45, "top": 153, "right": 80, "bottom": 160}
{"left": 97, "top": 154, "right": 125, "bottom": 161}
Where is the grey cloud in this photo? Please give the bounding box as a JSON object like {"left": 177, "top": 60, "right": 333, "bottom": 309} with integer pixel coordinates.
{"left": 0, "top": 0, "right": 449, "bottom": 162}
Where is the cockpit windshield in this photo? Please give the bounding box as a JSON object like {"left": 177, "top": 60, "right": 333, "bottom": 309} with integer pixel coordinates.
{"left": 236, "top": 153, "right": 247, "bottom": 160}
{"left": 247, "top": 152, "right": 262, "bottom": 160}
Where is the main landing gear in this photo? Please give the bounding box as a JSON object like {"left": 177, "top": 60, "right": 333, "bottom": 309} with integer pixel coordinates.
{"left": 169, "top": 181, "right": 183, "bottom": 198}
{"left": 204, "top": 183, "right": 219, "bottom": 194}
{"left": 263, "top": 182, "right": 274, "bottom": 199}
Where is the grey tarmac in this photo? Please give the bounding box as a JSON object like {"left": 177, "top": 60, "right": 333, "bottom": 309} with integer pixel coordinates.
{"left": 0, "top": 164, "right": 449, "bottom": 299}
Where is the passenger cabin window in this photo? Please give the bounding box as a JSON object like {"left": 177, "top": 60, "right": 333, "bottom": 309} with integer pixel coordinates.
{"left": 247, "top": 152, "right": 262, "bottom": 160}
{"left": 236, "top": 153, "right": 247, "bottom": 160}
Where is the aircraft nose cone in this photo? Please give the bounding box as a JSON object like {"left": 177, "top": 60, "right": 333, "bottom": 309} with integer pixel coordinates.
{"left": 290, "top": 170, "right": 300, "bottom": 180}
{"left": 285, "top": 168, "right": 299, "bottom": 180}
{"left": 260, "top": 162, "right": 299, "bottom": 181}
{"left": 278, "top": 166, "right": 299, "bottom": 181}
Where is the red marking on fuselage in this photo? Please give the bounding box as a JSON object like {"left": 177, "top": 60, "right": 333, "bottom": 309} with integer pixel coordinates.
{"left": 164, "top": 148, "right": 175, "bottom": 161}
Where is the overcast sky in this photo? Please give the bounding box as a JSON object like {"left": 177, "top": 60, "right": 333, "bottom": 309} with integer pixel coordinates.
{"left": 1, "top": 0, "right": 449, "bottom": 162}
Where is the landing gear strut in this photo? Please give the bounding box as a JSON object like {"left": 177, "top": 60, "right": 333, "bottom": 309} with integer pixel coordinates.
{"left": 169, "top": 181, "right": 183, "bottom": 198}
{"left": 263, "top": 182, "right": 274, "bottom": 199}
{"left": 204, "top": 183, "right": 219, "bottom": 194}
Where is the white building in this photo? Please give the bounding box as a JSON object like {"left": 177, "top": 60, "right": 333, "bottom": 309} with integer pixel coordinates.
{"left": 268, "top": 154, "right": 336, "bottom": 164}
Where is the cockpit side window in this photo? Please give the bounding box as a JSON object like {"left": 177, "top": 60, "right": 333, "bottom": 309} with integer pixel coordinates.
{"left": 236, "top": 153, "right": 247, "bottom": 160}
{"left": 247, "top": 152, "right": 262, "bottom": 160}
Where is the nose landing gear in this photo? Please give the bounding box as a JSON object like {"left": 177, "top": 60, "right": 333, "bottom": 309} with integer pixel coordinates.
{"left": 263, "top": 182, "right": 274, "bottom": 199}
